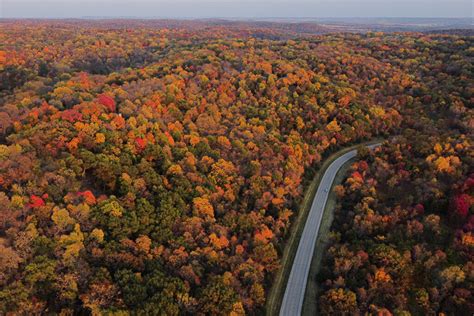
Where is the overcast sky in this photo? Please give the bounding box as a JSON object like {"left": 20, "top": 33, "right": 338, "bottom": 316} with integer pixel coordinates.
{"left": 1, "top": 0, "right": 472, "bottom": 19}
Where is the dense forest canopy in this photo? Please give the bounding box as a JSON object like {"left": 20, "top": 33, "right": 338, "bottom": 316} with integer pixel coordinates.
{"left": 0, "top": 20, "right": 472, "bottom": 315}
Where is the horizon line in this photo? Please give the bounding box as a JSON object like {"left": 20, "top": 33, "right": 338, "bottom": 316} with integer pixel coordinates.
{"left": 1, "top": 16, "right": 473, "bottom": 20}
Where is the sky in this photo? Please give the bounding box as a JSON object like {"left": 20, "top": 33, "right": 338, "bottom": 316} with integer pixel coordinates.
{"left": 1, "top": 0, "right": 472, "bottom": 19}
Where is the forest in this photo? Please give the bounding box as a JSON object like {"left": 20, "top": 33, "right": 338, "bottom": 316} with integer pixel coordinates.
{"left": 0, "top": 20, "right": 472, "bottom": 315}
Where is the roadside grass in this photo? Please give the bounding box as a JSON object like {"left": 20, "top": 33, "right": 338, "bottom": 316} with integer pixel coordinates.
{"left": 265, "top": 139, "right": 382, "bottom": 316}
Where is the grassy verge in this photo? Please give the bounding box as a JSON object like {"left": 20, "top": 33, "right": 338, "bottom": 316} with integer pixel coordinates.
{"left": 265, "top": 140, "right": 382, "bottom": 316}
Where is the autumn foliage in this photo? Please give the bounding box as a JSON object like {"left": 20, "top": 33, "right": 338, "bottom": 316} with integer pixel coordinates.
{"left": 0, "top": 20, "right": 472, "bottom": 315}
{"left": 319, "top": 120, "right": 472, "bottom": 312}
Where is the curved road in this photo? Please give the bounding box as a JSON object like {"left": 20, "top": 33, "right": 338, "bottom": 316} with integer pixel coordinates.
{"left": 279, "top": 144, "right": 380, "bottom": 316}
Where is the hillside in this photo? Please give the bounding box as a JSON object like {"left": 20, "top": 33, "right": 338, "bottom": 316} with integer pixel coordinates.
{"left": 0, "top": 21, "right": 472, "bottom": 314}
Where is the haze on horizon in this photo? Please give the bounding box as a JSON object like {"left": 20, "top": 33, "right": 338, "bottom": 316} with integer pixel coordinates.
{"left": 1, "top": 0, "right": 472, "bottom": 19}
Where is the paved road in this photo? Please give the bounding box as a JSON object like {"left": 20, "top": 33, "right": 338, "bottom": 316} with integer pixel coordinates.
{"left": 279, "top": 144, "right": 380, "bottom": 316}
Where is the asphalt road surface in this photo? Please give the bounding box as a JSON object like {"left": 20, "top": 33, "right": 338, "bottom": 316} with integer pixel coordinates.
{"left": 279, "top": 144, "right": 380, "bottom": 316}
